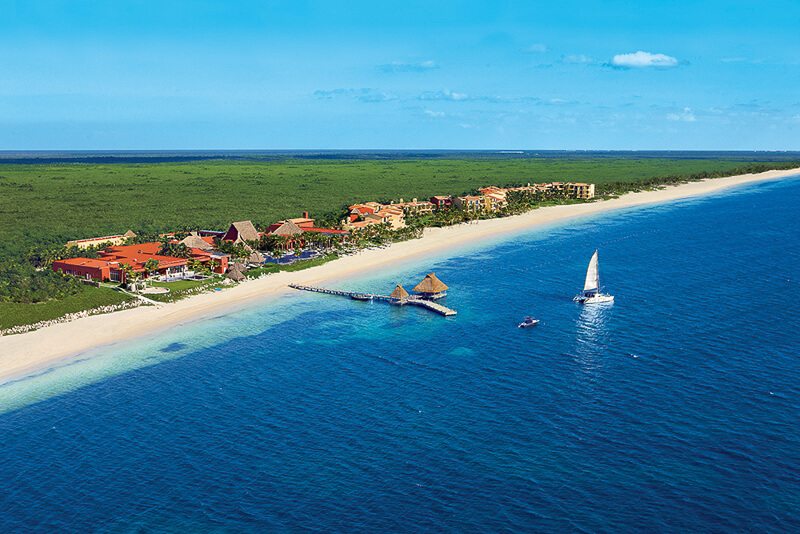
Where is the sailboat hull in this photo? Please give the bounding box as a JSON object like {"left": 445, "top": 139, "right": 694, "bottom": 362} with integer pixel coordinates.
{"left": 574, "top": 293, "right": 615, "bottom": 304}
{"left": 576, "top": 250, "right": 613, "bottom": 304}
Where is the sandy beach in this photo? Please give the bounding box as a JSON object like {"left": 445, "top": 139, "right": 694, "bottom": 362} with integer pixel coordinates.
{"left": 1, "top": 167, "right": 798, "bottom": 384}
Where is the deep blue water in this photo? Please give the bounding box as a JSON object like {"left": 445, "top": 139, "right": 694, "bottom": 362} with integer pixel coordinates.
{"left": 1, "top": 149, "right": 799, "bottom": 164}
{"left": 2, "top": 179, "right": 800, "bottom": 531}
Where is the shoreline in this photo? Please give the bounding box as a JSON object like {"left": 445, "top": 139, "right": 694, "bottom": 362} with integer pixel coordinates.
{"left": 1, "top": 167, "right": 798, "bottom": 384}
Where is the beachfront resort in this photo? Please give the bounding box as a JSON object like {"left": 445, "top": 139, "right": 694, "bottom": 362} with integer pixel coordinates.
{"left": 48, "top": 181, "right": 595, "bottom": 298}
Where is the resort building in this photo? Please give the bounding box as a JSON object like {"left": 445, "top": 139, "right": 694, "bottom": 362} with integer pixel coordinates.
{"left": 344, "top": 203, "right": 406, "bottom": 230}
{"left": 473, "top": 181, "right": 596, "bottom": 203}
{"left": 222, "top": 220, "right": 261, "bottom": 244}
{"left": 51, "top": 257, "right": 120, "bottom": 282}
{"left": 265, "top": 212, "right": 348, "bottom": 250}
{"left": 286, "top": 212, "right": 316, "bottom": 230}
{"left": 375, "top": 205, "right": 407, "bottom": 229}
{"left": 478, "top": 187, "right": 509, "bottom": 211}
{"left": 430, "top": 196, "right": 453, "bottom": 210}
{"left": 99, "top": 242, "right": 191, "bottom": 280}
{"left": 566, "top": 182, "right": 595, "bottom": 199}
{"left": 266, "top": 212, "right": 348, "bottom": 238}
{"left": 392, "top": 198, "right": 435, "bottom": 216}
{"left": 180, "top": 232, "right": 215, "bottom": 250}
{"left": 66, "top": 230, "right": 137, "bottom": 249}
{"left": 53, "top": 251, "right": 186, "bottom": 283}
{"left": 413, "top": 272, "right": 449, "bottom": 300}
{"left": 266, "top": 219, "right": 304, "bottom": 237}
{"left": 453, "top": 195, "right": 485, "bottom": 212}
{"left": 198, "top": 229, "right": 225, "bottom": 239}
{"left": 478, "top": 186, "right": 506, "bottom": 197}
{"left": 54, "top": 240, "right": 230, "bottom": 283}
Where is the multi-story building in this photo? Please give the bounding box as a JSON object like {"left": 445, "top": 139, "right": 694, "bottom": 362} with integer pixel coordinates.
{"left": 392, "top": 198, "right": 435, "bottom": 216}
{"left": 565, "top": 182, "right": 596, "bottom": 199}
{"left": 453, "top": 195, "right": 485, "bottom": 212}
{"left": 343, "top": 203, "right": 406, "bottom": 230}
{"left": 429, "top": 196, "right": 453, "bottom": 210}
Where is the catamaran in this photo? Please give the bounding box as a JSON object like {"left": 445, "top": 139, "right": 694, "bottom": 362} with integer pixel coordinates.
{"left": 574, "top": 250, "right": 614, "bottom": 304}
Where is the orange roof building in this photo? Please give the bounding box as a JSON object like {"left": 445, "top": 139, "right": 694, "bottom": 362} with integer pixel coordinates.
{"left": 344, "top": 203, "right": 406, "bottom": 230}
{"left": 266, "top": 212, "right": 349, "bottom": 237}
{"left": 53, "top": 240, "right": 232, "bottom": 282}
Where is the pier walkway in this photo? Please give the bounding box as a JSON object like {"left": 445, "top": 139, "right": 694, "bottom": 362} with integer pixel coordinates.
{"left": 289, "top": 284, "right": 457, "bottom": 317}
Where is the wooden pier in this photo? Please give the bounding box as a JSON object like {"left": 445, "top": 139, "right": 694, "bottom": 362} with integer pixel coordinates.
{"left": 289, "top": 284, "right": 457, "bottom": 317}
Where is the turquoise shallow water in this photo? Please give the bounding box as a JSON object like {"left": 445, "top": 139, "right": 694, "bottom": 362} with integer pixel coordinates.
{"left": 2, "top": 178, "right": 800, "bottom": 531}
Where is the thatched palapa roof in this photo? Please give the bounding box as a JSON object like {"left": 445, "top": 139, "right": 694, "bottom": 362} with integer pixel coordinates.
{"left": 413, "top": 272, "right": 448, "bottom": 294}
{"left": 247, "top": 251, "right": 265, "bottom": 263}
{"left": 225, "top": 220, "right": 260, "bottom": 243}
{"left": 180, "top": 232, "right": 212, "bottom": 250}
{"left": 226, "top": 269, "right": 246, "bottom": 282}
{"left": 269, "top": 220, "right": 304, "bottom": 236}
{"left": 123, "top": 229, "right": 137, "bottom": 238}
{"left": 390, "top": 284, "right": 410, "bottom": 300}
{"left": 226, "top": 262, "right": 247, "bottom": 282}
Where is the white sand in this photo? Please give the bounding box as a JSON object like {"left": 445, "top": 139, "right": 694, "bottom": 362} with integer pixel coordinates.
{"left": 1, "top": 167, "right": 798, "bottom": 383}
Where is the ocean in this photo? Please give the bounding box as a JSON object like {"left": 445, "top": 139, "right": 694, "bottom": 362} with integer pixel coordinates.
{"left": 1, "top": 178, "right": 799, "bottom": 531}
{"left": 2, "top": 149, "right": 800, "bottom": 165}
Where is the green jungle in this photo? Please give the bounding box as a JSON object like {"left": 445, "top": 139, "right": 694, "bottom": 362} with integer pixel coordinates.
{"left": 2, "top": 156, "right": 799, "bottom": 329}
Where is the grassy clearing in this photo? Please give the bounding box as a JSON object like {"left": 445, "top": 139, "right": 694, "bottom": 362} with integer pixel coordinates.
{"left": 245, "top": 253, "right": 340, "bottom": 278}
{"left": 0, "top": 285, "right": 133, "bottom": 329}
{"left": 147, "top": 277, "right": 227, "bottom": 302}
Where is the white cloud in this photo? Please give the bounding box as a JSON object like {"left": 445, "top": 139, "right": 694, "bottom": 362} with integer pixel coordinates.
{"left": 424, "top": 109, "right": 446, "bottom": 118}
{"left": 612, "top": 51, "right": 679, "bottom": 68}
{"left": 313, "top": 88, "right": 396, "bottom": 102}
{"left": 562, "top": 54, "right": 593, "bottom": 64}
{"left": 418, "top": 89, "right": 469, "bottom": 101}
{"left": 524, "top": 43, "right": 548, "bottom": 53}
{"left": 378, "top": 60, "right": 439, "bottom": 73}
{"left": 667, "top": 107, "right": 697, "bottom": 122}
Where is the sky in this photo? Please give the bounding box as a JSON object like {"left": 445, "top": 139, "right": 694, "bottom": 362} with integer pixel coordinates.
{"left": 1, "top": 0, "right": 799, "bottom": 150}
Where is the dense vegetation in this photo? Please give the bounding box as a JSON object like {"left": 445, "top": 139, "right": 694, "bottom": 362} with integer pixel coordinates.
{"left": 1, "top": 156, "right": 798, "bottom": 328}
{"left": 0, "top": 285, "right": 132, "bottom": 329}
{"left": 4, "top": 157, "right": 799, "bottom": 260}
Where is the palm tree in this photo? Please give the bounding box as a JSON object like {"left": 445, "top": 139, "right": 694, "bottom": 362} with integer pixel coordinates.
{"left": 273, "top": 234, "right": 290, "bottom": 253}
{"left": 143, "top": 258, "right": 160, "bottom": 278}
{"left": 232, "top": 243, "right": 250, "bottom": 263}
{"left": 120, "top": 263, "right": 137, "bottom": 289}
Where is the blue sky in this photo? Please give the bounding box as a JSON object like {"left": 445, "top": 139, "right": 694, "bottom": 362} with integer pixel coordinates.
{"left": 1, "top": 0, "right": 798, "bottom": 150}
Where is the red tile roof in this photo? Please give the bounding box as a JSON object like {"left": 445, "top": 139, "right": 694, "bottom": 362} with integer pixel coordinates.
{"left": 304, "top": 227, "right": 348, "bottom": 235}
{"left": 98, "top": 242, "right": 188, "bottom": 271}
{"left": 54, "top": 257, "right": 116, "bottom": 269}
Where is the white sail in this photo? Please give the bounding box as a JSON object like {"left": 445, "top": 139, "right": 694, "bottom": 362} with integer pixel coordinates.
{"left": 583, "top": 250, "right": 599, "bottom": 291}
